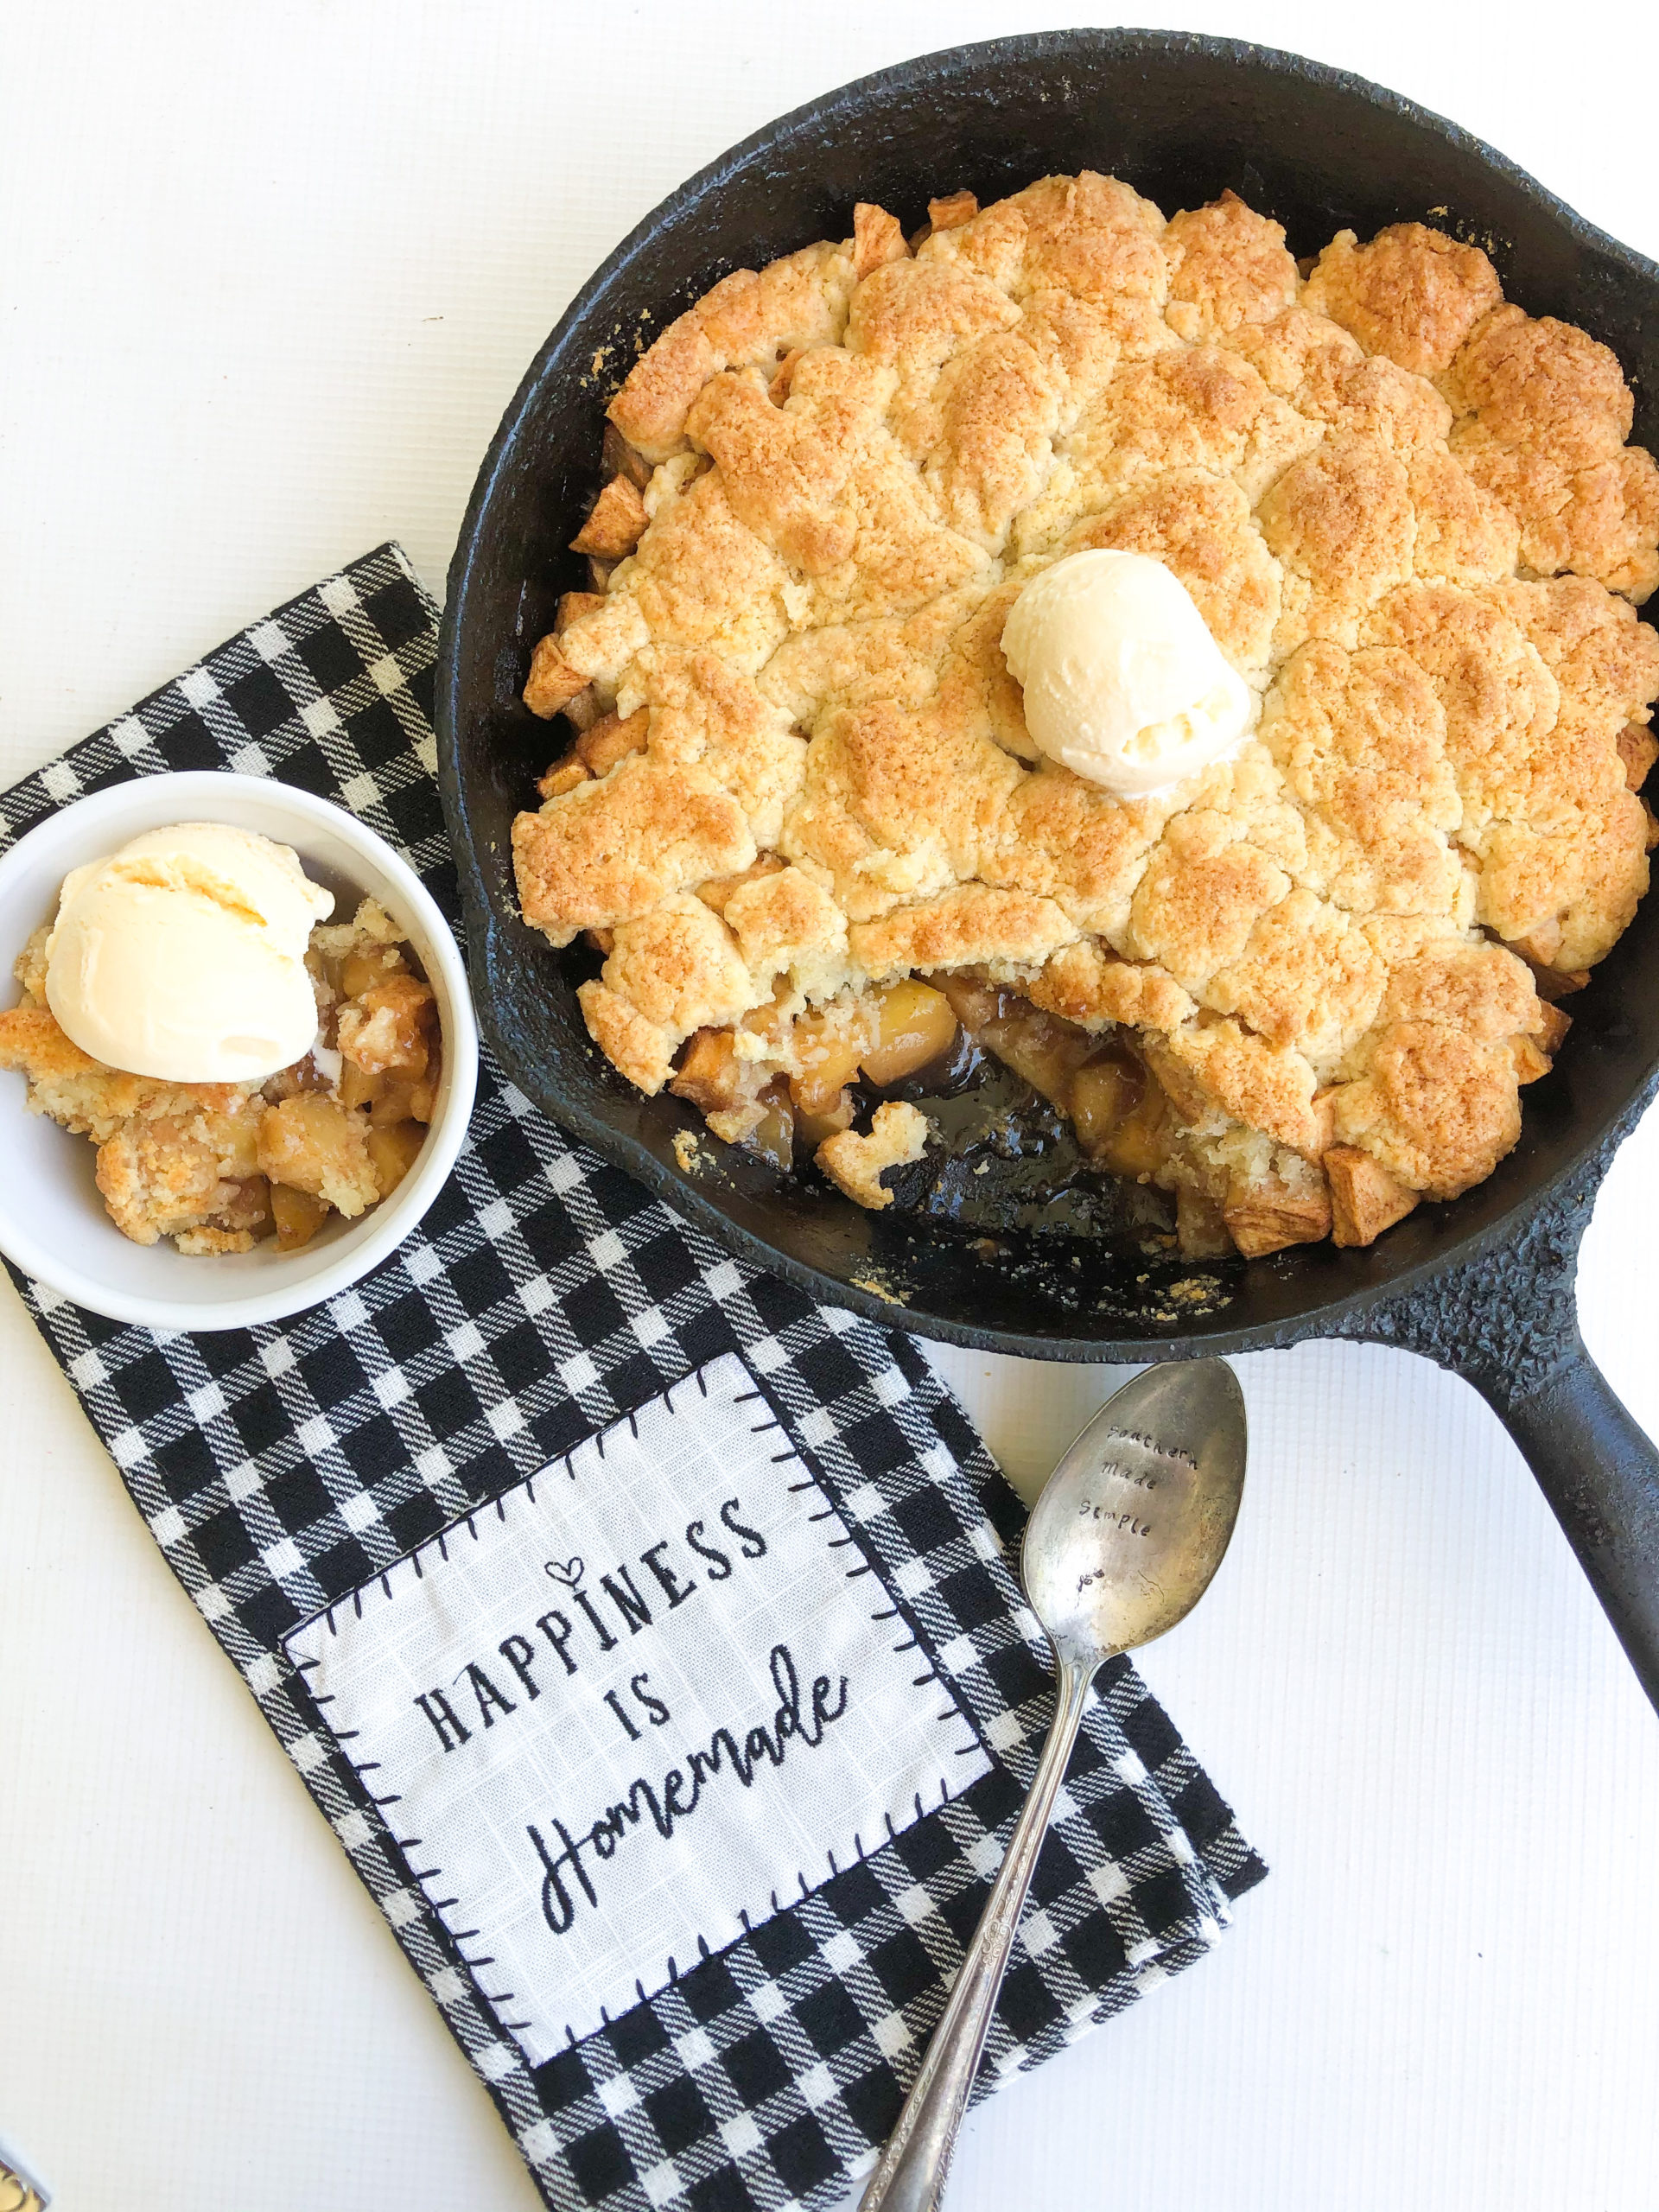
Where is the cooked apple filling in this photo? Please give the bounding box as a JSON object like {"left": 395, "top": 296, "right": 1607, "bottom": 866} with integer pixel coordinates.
{"left": 512, "top": 175, "right": 1659, "bottom": 1255}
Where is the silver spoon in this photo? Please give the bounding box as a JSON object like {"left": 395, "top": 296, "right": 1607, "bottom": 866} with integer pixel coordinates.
{"left": 859, "top": 1358, "right": 1249, "bottom": 2212}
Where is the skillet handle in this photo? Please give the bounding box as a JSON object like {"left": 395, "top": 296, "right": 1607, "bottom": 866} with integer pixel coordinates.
{"left": 1485, "top": 1330, "right": 1659, "bottom": 1710}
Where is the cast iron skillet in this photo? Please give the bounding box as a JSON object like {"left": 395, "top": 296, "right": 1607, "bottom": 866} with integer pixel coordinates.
{"left": 438, "top": 29, "right": 1659, "bottom": 1710}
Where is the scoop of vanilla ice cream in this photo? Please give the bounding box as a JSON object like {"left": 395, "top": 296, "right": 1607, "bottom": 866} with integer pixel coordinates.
{"left": 44, "top": 822, "right": 334, "bottom": 1082}
{"left": 1001, "top": 550, "right": 1253, "bottom": 797}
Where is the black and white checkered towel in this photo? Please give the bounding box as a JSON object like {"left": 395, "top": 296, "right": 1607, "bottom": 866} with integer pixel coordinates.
{"left": 1, "top": 545, "right": 1264, "bottom": 2212}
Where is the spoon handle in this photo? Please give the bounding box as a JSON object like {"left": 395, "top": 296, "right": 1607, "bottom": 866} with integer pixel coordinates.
{"left": 859, "top": 1656, "right": 1096, "bottom": 2212}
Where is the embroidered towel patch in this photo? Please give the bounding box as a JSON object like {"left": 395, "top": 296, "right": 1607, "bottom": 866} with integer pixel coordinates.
{"left": 288, "top": 1353, "right": 991, "bottom": 2060}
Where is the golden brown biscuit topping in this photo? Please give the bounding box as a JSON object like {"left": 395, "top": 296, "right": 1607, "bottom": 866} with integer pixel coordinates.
{"left": 514, "top": 177, "right": 1659, "bottom": 1249}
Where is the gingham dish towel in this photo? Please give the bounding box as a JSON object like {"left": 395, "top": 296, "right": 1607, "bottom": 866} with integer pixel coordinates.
{"left": 0, "top": 545, "right": 1265, "bottom": 2212}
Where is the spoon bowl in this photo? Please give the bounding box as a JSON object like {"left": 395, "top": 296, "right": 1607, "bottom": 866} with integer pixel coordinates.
{"left": 1025, "top": 1361, "right": 1249, "bottom": 1666}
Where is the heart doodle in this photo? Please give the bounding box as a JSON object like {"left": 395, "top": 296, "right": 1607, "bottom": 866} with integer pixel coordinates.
{"left": 543, "top": 1556, "right": 585, "bottom": 1589}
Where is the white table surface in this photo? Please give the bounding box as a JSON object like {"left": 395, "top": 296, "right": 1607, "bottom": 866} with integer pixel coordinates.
{"left": 4, "top": 4, "right": 1659, "bottom": 2207}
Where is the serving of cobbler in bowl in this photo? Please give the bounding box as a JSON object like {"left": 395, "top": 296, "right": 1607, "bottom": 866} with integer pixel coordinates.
{"left": 505, "top": 172, "right": 1659, "bottom": 1276}
{"left": 0, "top": 773, "right": 478, "bottom": 1330}
{"left": 3, "top": 890, "right": 439, "bottom": 1251}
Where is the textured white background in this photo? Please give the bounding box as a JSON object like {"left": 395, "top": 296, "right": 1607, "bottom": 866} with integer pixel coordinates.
{"left": 3, "top": 4, "right": 1659, "bottom": 2209}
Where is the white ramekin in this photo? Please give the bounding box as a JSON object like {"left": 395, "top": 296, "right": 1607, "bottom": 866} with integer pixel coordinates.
{"left": 0, "top": 772, "right": 479, "bottom": 1331}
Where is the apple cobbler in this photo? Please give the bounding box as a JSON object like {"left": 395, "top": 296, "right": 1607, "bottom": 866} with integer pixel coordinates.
{"left": 512, "top": 176, "right": 1659, "bottom": 1258}
{"left": 0, "top": 899, "right": 440, "bottom": 1254}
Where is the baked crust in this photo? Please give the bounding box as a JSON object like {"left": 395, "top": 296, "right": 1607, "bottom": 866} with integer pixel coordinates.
{"left": 515, "top": 181, "right": 1659, "bottom": 1240}
{"left": 816, "top": 1099, "right": 931, "bottom": 1208}
{"left": 1302, "top": 223, "right": 1503, "bottom": 377}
